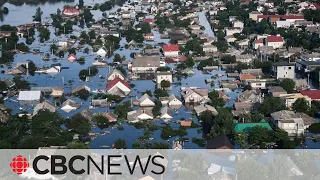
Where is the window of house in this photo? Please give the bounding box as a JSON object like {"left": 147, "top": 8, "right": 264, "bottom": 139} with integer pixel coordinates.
{"left": 289, "top": 67, "right": 292, "bottom": 69}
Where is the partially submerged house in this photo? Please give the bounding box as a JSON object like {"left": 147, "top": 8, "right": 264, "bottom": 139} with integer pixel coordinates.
{"left": 181, "top": 88, "right": 209, "bottom": 103}
{"left": 105, "top": 111, "right": 118, "bottom": 122}
{"left": 194, "top": 104, "right": 218, "bottom": 116}
{"left": 61, "top": 99, "right": 81, "bottom": 113}
{"left": 33, "top": 100, "right": 57, "bottom": 116}
{"left": 18, "top": 91, "right": 42, "bottom": 106}
{"left": 159, "top": 94, "right": 182, "bottom": 107}
{"left": 107, "top": 69, "right": 126, "bottom": 82}
{"left": 106, "top": 77, "right": 131, "bottom": 97}
{"left": 51, "top": 87, "right": 64, "bottom": 98}
{"left": 127, "top": 109, "right": 153, "bottom": 123}
{"left": 139, "top": 94, "right": 155, "bottom": 107}
{"left": 160, "top": 106, "right": 173, "bottom": 120}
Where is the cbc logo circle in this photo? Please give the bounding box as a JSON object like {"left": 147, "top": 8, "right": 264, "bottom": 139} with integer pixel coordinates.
{"left": 10, "top": 155, "right": 30, "bottom": 175}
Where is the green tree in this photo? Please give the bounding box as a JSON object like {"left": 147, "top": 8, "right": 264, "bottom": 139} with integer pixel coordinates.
{"left": 160, "top": 80, "right": 171, "bottom": 89}
{"left": 113, "top": 138, "right": 127, "bottom": 149}
{"left": 113, "top": 53, "right": 122, "bottom": 63}
{"left": 221, "top": 55, "right": 236, "bottom": 64}
{"left": 79, "top": 0, "right": 84, "bottom": 8}
{"left": 0, "top": 81, "right": 7, "bottom": 91}
{"left": 208, "top": 90, "right": 225, "bottom": 107}
{"left": 154, "top": 89, "right": 169, "bottom": 99}
{"left": 185, "top": 57, "right": 195, "bottom": 68}
{"left": 151, "top": 142, "right": 170, "bottom": 149}
{"left": 39, "top": 27, "right": 50, "bottom": 41}
{"left": 74, "top": 89, "right": 90, "bottom": 100}
{"left": 292, "top": 98, "right": 310, "bottom": 114}
{"left": 207, "top": 108, "right": 234, "bottom": 138}
{"left": 114, "top": 101, "right": 132, "bottom": 120}
{"left": 34, "top": 7, "right": 43, "bottom": 22}
{"left": 143, "top": 90, "right": 153, "bottom": 97}
{"left": 67, "top": 114, "right": 91, "bottom": 135}
{"left": 280, "top": 78, "right": 295, "bottom": 93}
{"left": 248, "top": 126, "right": 272, "bottom": 148}
{"left": 50, "top": 44, "right": 58, "bottom": 54}
{"left": 236, "top": 157, "right": 268, "bottom": 180}
{"left": 258, "top": 96, "right": 287, "bottom": 116}
{"left": 152, "top": 100, "right": 162, "bottom": 117}
{"left": 234, "top": 132, "right": 249, "bottom": 149}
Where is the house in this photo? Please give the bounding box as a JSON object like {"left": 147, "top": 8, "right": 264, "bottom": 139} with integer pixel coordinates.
{"left": 206, "top": 135, "right": 234, "bottom": 149}
{"left": 241, "top": 69, "right": 264, "bottom": 78}
{"left": 276, "top": 21, "right": 291, "bottom": 28}
{"left": 80, "top": 109, "right": 93, "bottom": 121}
{"left": 6, "top": 66, "right": 27, "bottom": 75}
{"left": 181, "top": 88, "right": 209, "bottom": 103}
{"left": 266, "top": 35, "right": 285, "bottom": 49}
{"left": 107, "top": 69, "right": 126, "bottom": 82}
{"left": 58, "top": 41, "right": 68, "bottom": 47}
{"left": 33, "top": 100, "right": 57, "bottom": 116}
{"left": 67, "top": 54, "right": 77, "bottom": 62}
{"left": 234, "top": 119, "right": 272, "bottom": 132}
{"left": 156, "top": 71, "right": 172, "bottom": 89}
{"left": 127, "top": 109, "right": 153, "bottom": 123}
{"left": 163, "top": 44, "right": 179, "bottom": 57}
{"left": 300, "top": 90, "right": 320, "bottom": 101}
{"left": 294, "top": 79, "right": 308, "bottom": 90}
{"left": 180, "top": 120, "right": 192, "bottom": 127}
{"left": 51, "top": 87, "right": 64, "bottom": 97}
{"left": 249, "top": 80, "right": 267, "bottom": 89}
{"left": 91, "top": 99, "right": 108, "bottom": 107}
{"left": 61, "top": 99, "right": 81, "bottom": 113}
{"left": 203, "top": 44, "right": 218, "bottom": 54}
{"left": 234, "top": 102, "right": 254, "bottom": 111}
{"left": 249, "top": 11, "right": 263, "bottom": 21}
{"left": 144, "top": 33, "right": 155, "bottom": 41}
{"left": 106, "top": 77, "right": 131, "bottom": 97}
{"left": 254, "top": 39, "right": 264, "bottom": 49}
{"left": 159, "top": 94, "right": 182, "bottom": 107}
{"left": 105, "top": 111, "right": 118, "bottom": 122}
{"left": 232, "top": 21, "right": 244, "bottom": 29}
{"left": 96, "top": 48, "right": 107, "bottom": 57}
{"left": 18, "top": 91, "right": 42, "bottom": 106}
{"left": 235, "top": 54, "right": 254, "bottom": 64}
{"left": 160, "top": 106, "right": 172, "bottom": 119}
{"left": 144, "top": 48, "right": 160, "bottom": 56}
{"left": 139, "top": 94, "right": 155, "bottom": 107}
{"left": 269, "top": 86, "right": 287, "bottom": 97}
{"left": 131, "top": 56, "right": 161, "bottom": 73}
{"left": 72, "top": 85, "right": 90, "bottom": 94}
{"left": 271, "top": 110, "right": 305, "bottom": 136}
{"left": 62, "top": 7, "right": 80, "bottom": 16}
{"left": 257, "top": 46, "right": 274, "bottom": 56}
{"left": 239, "top": 73, "right": 256, "bottom": 81}
{"left": 237, "top": 90, "right": 262, "bottom": 103}
{"left": 45, "top": 66, "right": 61, "bottom": 74}
{"left": 4, "top": 78, "right": 15, "bottom": 88}
{"left": 295, "top": 60, "right": 320, "bottom": 73}
{"left": 225, "top": 35, "right": 237, "bottom": 43}
{"left": 224, "top": 27, "right": 242, "bottom": 36}
{"left": 172, "top": 140, "right": 183, "bottom": 150}
{"left": 300, "top": 53, "right": 320, "bottom": 62}
{"left": 106, "top": 31, "right": 120, "bottom": 38}
{"left": 0, "top": 110, "right": 9, "bottom": 123}
{"left": 194, "top": 104, "right": 218, "bottom": 116}
{"left": 279, "top": 93, "right": 312, "bottom": 109}
{"left": 272, "top": 61, "right": 294, "bottom": 79}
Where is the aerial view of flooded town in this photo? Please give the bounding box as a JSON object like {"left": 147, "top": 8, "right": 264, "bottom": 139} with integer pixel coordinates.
{"left": 1, "top": 0, "right": 320, "bottom": 153}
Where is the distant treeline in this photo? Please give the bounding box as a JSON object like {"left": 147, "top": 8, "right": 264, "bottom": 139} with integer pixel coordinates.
{"left": 1, "top": 0, "right": 74, "bottom": 6}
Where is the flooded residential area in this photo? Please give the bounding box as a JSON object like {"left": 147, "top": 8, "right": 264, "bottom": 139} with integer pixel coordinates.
{"left": 1, "top": 0, "right": 320, "bottom": 153}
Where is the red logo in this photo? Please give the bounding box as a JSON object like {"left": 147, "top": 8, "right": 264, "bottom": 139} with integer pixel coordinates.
{"left": 10, "top": 155, "right": 30, "bottom": 175}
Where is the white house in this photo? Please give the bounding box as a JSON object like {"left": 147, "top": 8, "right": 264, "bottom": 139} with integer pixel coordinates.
{"left": 181, "top": 88, "right": 209, "bottom": 103}
{"left": 46, "top": 66, "right": 61, "bottom": 74}
{"left": 266, "top": 35, "right": 285, "bottom": 49}
{"left": 224, "top": 27, "right": 242, "bottom": 36}
{"left": 106, "top": 78, "right": 131, "bottom": 97}
{"left": 107, "top": 69, "right": 126, "bottom": 82}
{"left": 144, "top": 33, "right": 155, "bottom": 41}
{"left": 276, "top": 21, "right": 291, "bottom": 29}
{"left": 272, "top": 61, "right": 295, "bottom": 79}
{"left": 235, "top": 54, "right": 254, "bottom": 64}
{"left": 249, "top": 81, "right": 267, "bottom": 89}
{"left": 18, "top": 91, "right": 42, "bottom": 106}
{"left": 61, "top": 99, "right": 81, "bottom": 113}
{"left": 139, "top": 94, "right": 155, "bottom": 107}
{"left": 232, "top": 21, "right": 244, "bottom": 29}
{"left": 271, "top": 110, "right": 305, "bottom": 136}
{"left": 160, "top": 106, "right": 173, "bottom": 120}
{"left": 203, "top": 44, "right": 218, "bottom": 54}
{"left": 58, "top": 41, "right": 68, "bottom": 47}
{"left": 163, "top": 44, "right": 179, "bottom": 57}
{"left": 127, "top": 109, "right": 153, "bottom": 123}
{"left": 131, "top": 56, "right": 160, "bottom": 73}
{"left": 160, "top": 94, "right": 182, "bottom": 106}
{"left": 156, "top": 71, "right": 172, "bottom": 89}
{"left": 97, "top": 48, "right": 107, "bottom": 57}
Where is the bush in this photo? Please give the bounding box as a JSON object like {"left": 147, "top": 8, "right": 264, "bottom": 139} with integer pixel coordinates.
{"left": 308, "top": 123, "right": 320, "bottom": 134}
{"left": 192, "top": 137, "right": 206, "bottom": 147}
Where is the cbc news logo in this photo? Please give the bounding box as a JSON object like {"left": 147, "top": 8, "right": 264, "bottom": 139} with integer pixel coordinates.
{"left": 10, "top": 155, "right": 30, "bottom": 175}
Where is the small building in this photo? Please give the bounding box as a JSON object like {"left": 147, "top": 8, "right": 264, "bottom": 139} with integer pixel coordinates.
{"left": 105, "top": 111, "right": 118, "bottom": 122}
{"left": 279, "top": 93, "right": 312, "bottom": 109}
{"left": 253, "top": 39, "right": 264, "bottom": 49}
{"left": 0, "top": 110, "right": 9, "bottom": 123}
{"left": 62, "top": 7, "right": 80, "bottom": 16}
{"left": 67, "top": 54, "right": 77, "bottom": 62}
{"left": 180, "top": 120, "right": 192, "bottom": 127}
{"left": 300, "top": 90, "right": 320, "bottom": 101}
{"left": 106, "top": 77, "right": 131, "bottom": 97}
{"left": 139, "top": 94, "right": 155, "bottom": 107}
{"left": 234, "top": 102, "right": 254, "bottom": 111}
{"left": 194, "top": 104, "right": 218, "bottom": 116}
{"left": 58, "top": 41, "right": 68, "bottom": 47}
{"left": 80, "top": 109, "right": 94, "bottom": 121}
{"left": 107, "top": 69, "right": 126, "bottom": 82}
{"left": 272, "top": 61, "right": 294, "bottom": 79}
{"left": 18, "top": 91, "right": 42, "bottom": 106}
{"left": 91, "top": 99, "right": 108, "bottom": 107}
{"left": 266, "top": 35, "right": 285, "bottom": 49}
{"left": 156, "top": 71, "right": 172, "bottom": 89}
{"left": 61, "top": 99, "right": 81, "bottom": 113}
{"left": 131, "top": 56, "right": 161, "bottom": 73}
{"left": 206, "top": 135, "right": 234, "bottom": 149}
{"left": 203, "top": 44, "right": 218, "bottom": 54}
{"left": 96, "top": 48, "right": 107, "bottom": 57}
{"left": 235, "top": 54, "right": 254, "bottom": 64}
{"left": 51, "top": 87, "right": 64, "bottom": 97}
{"left": 163, "top": 44, "right": 179, "bottom": 57}
{"left": 33, "top": 100, "right": 57, "bottom": 116}
{"left": 237, "top": 90, "right": 262, "bottom": 103}
{"left": 234, "top": 119, "right": 273, "bottom": 132}
{"left": 144, "top": 33, "right": 155, "bottom": 41}
{"left": 269, "top": 86, "right": 287, "bottom": 97}
{"left": 181, "top": 88, "right": 209, "bottom": 103}
{"left": 159, "top": 94, "right": 182, "bottom": 107}
{"left": 127, "top": 109, "right": 153, "bottom": 123}
{"left": 160, "top": 106, "right": 173, "bottom": 119}
{"left": 72, "top": 85, "right": 90, "bottom": 94}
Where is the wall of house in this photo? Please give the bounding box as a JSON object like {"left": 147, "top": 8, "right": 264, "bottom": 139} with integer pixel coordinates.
{"left": 140, "top": 98, "right": 155, "bottom": 107}
{"left": 132, "top": 66, "right": 158, "bottom": 72}
{"left": 168, "top": 99, "right": 182, "bottom": 106}
{"left": 107, "top": 72, "right": 125, "bottom": 81}
{"left": 164, "top": 51, "right": 179, "bottom": 57}
{"left": 267, "top": 41, "right": 284, "bottom": 49}
{"left": 275, "top": 66, "right": 295, "bottom": 79}
{"left": 184, "top": 93, "right": 203, "bottom": 103}
{"left": 138, "top": 114, "right": 153, "bottom": 120}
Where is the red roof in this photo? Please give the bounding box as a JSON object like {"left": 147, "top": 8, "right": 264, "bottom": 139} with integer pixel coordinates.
{"left": 254, "top": 39, "right": 263, "bottom": 44}
{"left": 312, "top": 3, "right": 320, "bottom": 9}
{"left": 163, "top": 44, "right": 179, "bottom": 52}
{"left": 179, "top": 56, "right": 187, "bottom": 61}
{"left": 106, "top": 77, "right": 130, "bottom": 90}
{"left": 62, "top": 8, "right": 80, "bottom": 14}
{"left": 165, "top": 58, "right": 177, "bottom": 64}
{"left": 300, "top": 90, "right": 320, "bottom": 100}
{"left": 282, "top": 15, "right": 304, "bottom": 19}
{"left": 145, "top": 18, "right": 153, "bottom": 23}
{"left": 258, "top": 15, "right": 281, "bottom": 19}
{"left": 267, "top": 36, "right": 284, "bottom": 42}
{"left": 68, "top": 53, "right": 76, "bottom": 59}
{"left": 144, "top": 33, "right": 154, "bottom": 37}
